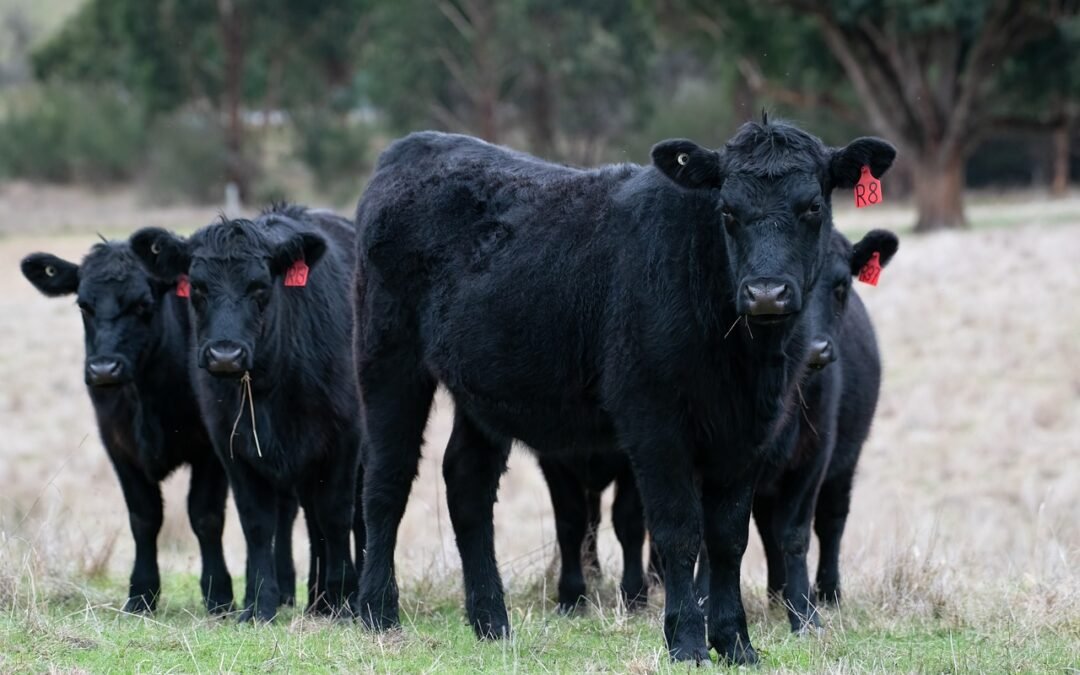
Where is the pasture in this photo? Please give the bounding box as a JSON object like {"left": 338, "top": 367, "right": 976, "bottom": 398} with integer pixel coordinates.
{"left": 0, "top": 185, "right": 1078, "bottom": 672}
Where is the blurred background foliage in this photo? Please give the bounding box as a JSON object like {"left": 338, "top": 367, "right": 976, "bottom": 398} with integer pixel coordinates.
{"left": 0, "top": 0, "right": 1076, "bottom": 230}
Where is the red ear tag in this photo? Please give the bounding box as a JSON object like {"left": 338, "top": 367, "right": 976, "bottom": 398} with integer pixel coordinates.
{"left": 858, "top": 251, "right": 882, "bottom": 286}
{"left": 854, "top": 165, "right": 883, "bottom": 208}
{"left": 176, "top": 274, "right": 191, "bottom": 298}
{"left": 284, "top": 259, "right": 309, "bottom": 287}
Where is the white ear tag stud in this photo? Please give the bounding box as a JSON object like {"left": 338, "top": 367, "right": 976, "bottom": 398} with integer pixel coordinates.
{"left": 151, "top": 242, "right": 162, "bottom": 255}
{"left": 45, "top": 265, "right": 57, "bottom": 277}
{"left": 677, "top": 152, "right": 690, "bottom": 166}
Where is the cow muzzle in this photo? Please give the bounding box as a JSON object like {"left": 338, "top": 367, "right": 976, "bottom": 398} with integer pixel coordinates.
{"left": 741, "top": 278, "right": 798, "bottom": 322}
{"left": 807, "top": 339, "right": 835, "bottom": 370}
{"left": 203, "top": 341, "right": 250, "bottom": 375}
{"left": 85, "top": 356, "right": 127, "bottom": 387}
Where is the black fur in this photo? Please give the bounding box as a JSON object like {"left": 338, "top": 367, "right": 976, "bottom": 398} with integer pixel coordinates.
{"left": 19, "top": 242, "right": 297, "bottom": 614}
{"left": 353, "top": 121, "right": 895, "bottom": 663}
{"left": 131, "top": 204, "right": 363, "bottom": 623}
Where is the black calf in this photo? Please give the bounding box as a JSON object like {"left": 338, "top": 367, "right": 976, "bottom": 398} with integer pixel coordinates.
{"left": 353, "top": 121, "right": 895, "bottom": 662}
{"left": 131, "top": 204, "right": 362, "bottom": 622}
{"left": 21, "top": 242, "right": 295, "bottom": 614}
{"left": 750, "top": 229, "right": 898, "bottom": 631}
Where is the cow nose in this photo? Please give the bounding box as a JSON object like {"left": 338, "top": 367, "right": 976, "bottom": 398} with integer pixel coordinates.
{"left": 808, "top": 339, "right": 834, "bottom": 369}
{"left": 205, "top": 344, "right": 247, "bottom": 374}
{"left": 86, "top": 357, "right": 124, "bottom": 386}
{"left": 743, "top": 281, "right": 792, "bottom": 316}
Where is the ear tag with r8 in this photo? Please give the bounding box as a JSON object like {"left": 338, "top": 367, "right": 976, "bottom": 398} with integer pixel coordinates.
{"left": 854, "top": 165, "right": 882, "bottom": 208}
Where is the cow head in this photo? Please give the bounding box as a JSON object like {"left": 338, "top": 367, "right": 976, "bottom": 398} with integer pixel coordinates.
{"left": 805, "top": 229, "right": 899, "bottom": 370}
{"left": 652, "top": 118, "right": 895, "bottom": 326}
{"left": 131, "top": 216, "right": 327, "bottom": 378}
{"left": 21, "top": 243, "right": 164, "bottom": 387}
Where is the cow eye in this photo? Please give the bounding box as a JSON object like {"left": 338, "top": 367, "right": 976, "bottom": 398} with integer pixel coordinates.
{"left": 805, "top": 202, "right": 822, "bottom": 216}
{"left": 833, "top": 283, "right": 847, "bottom": 301}
{"left": 721, "top": 208, "right": 738, "bottom": 227}
{"left": 134, "top": 300, "right": 153, "bottom": 318}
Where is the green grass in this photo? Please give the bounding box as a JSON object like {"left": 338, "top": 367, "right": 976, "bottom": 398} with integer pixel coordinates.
{"left": 1, "top": 574, "right": 1077, "bottom": 673}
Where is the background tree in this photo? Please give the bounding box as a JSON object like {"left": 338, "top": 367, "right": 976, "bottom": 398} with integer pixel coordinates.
{"left": 776, "top": 0, "right": 1079, "bottom": 231}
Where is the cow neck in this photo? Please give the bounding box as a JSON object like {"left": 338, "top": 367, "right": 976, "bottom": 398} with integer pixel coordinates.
{"left": 244, "top": 286, "right": 298, "bottom": 398}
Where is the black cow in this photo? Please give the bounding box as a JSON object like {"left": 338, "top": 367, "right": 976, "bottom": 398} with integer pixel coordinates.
{"left": 750, "top": 228, "right": 898, "bottom": 631}
{"left": 353, "top": 121, "right": 895, "bottom": 662}
{"left": 130, "top": 204, "right": 363, "bottom": 622}
{"left": 20, "top": 241, "right": 297, "bottom": 614}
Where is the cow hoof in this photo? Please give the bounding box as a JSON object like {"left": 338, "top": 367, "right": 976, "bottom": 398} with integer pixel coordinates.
{"left": 279, "top": 592, "right": 296, "bottom": 608}
{"left": 816, "top": 587, "right": 841, "bottom": 607}
{"left": 669, "top": 644, "right": 711, "bottom": 664}
{"left": 556, "top": 600, "right": 582, "bottom": 615}
{"left": 621, "top": 586, "right": 649, "bottom": 612}
{"left": 711, "top": 638, "right": 758, "bottom": 666}
{"left": 205, "top": 597, "right": 234, "bottom": 615}
{"left": 358, "top": 597, "right": 399, "bottom": 631}
{"left": 471, "top": 608, "right": 510, "bottom": 640}
{"left": 122, "top": 595, "right": 155, "bottom": 614}
{"left": 237, "top": 605, "right": 276, "bottom": 624}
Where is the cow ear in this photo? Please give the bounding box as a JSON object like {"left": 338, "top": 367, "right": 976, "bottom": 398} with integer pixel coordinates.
{"left": 130, "top": 227, "right": 191, "bottom": 282}
{"left": 829, "top": 137, "right": 896, "bottom": 189}
{"left": 21, "top": 253, "right": 80, "bottom": 297}
{"left": 652, "top": 139, "right": 723, "bottom": 190}
{"left": 270, "top": 232, "right": 327, "bottom": 277}
{"left": 850, "top": 228, "right": 899, "bottom": 276}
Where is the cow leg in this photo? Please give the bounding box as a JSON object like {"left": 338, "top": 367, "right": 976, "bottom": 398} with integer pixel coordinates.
{"left": 186, "top": 457, "right": 234, "bottom": 614}
{"left": 303, "top": 504, "right": 331, "bottom": 615}
{"left": 814, "top": 469, "right": 854, "bottom": 606}
{"left": 612, "top": 462, "right": 648, "bottom": 610}
{"left": 275, "top": 495, "right": 299, "bottom": 607}
{"left": 111, "top": 460, "right": 163, "bottom": 613}
{"left": 772, "top": 453, "right": 831, "bottom": 633}
{"left": 752, "top": 493, "right": 786, "bottom": 603}
{"left": 702, "top": 476, "right": 758, "bottom": 665}
{"left": 353, "top": 460, "right": 366, "bottom": 576}
{"left": 583, "top": 489, "right": 602, "bottom": 579}
{"left": 306, "top": 453, "right": 359, "bottom": 618}
{"left": 443, "top": 409, "right": 511, "bottom": 639}
{"left": 356, "top": 357, "right": 435, "bottom": 631}
{"left": 692, "top": 543, "right": 709, "bottom": 606}
{"left": 538, "top": 458, "right": 589, "bottom": 613}
{"left": 228, "top": 463, "right": 280, "bottom": 622}
{"left": 626, "top": 441, "right": 707, "bottom": 662}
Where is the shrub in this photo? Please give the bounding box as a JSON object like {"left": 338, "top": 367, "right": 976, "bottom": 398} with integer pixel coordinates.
{"left": 0, "top": 83, "right": 145, "bottom": 183}
{"left": 139, "top": 110, "right": 236, "bottom": 205}
{"left": 291, "top": 108, "right": 374, "bottom": 198}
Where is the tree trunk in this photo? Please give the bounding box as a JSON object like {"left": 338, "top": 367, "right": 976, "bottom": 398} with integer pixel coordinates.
{"left": 218, "top": 0, "right": 248, "bottom": 202}
{"left": 1050, "top": 119, "right": 1070, "bottom": 198}
{"left": 912, "top": 151, "right": 967, "bottom": 232}
{"left": 526, "top": 60, "right": 556, "bottom": 158}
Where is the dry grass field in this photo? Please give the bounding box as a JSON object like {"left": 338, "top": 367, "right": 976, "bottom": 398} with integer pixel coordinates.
{"left": 0, "top": 185, "right": 1078, "bottom": 671}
